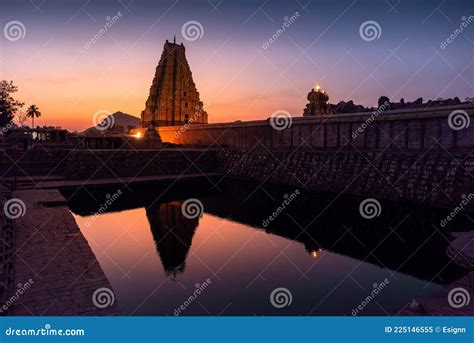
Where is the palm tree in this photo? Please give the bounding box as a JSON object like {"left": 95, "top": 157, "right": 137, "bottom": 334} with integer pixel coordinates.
{"left": 26, "top": 104, "right": 41, "bottom": 128}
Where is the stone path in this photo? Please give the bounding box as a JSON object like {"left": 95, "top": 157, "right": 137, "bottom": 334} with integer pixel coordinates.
{"left": 0, "top": 183, "right": 15, "bottom": 307}
{"left": 397, "top": 231, "right": 474, "bottom": 316}
{"left": 7, "top": 189, "right": 121, "bottom": 315}
{"left": 397, "top": 273, "right": 473, "bottom": 315}
{"left": 446, "top": 231, "right": 474, "bottom": 270}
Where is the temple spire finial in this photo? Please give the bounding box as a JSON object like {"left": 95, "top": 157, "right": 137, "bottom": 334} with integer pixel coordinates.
{"left": 173, "top": 35, "right": 176, "bottom": 44}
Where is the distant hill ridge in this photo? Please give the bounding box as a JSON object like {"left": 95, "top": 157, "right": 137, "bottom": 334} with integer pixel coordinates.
{"left": 82, "top": 111, "right": 141, "bottom": 135}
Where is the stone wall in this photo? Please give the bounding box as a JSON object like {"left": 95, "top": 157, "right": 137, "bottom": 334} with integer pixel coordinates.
{"left": 2, "top": 104, "right": 473, "bottom": 208}
{"left": 154, "top": 104, "right": 474, "bottom": 208}
{"left": 0, "top": 182, "right": 15, "bottom": 307}
{"left": 62, "top": 149, "right": 216, "bottom": 180}
{"left": 0, "top": 146, "right": 217, "bottom": 180}
{"left": 156, "top": 104, "right": 474, "bottom": 151}
{"left": 0, "top": 147, "right": 69, "bottom": 177}
{"left": 216, "top": 148, "right": 474, "bottom": 209}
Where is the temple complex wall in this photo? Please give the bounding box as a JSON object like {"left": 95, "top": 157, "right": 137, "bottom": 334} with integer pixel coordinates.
{"left": 2, "top": 104, "right": 472, "bottom": 208}
{"left": 216, "top": 148, "right": 473, "bottom": 209}
{"left": 155, "top": 104, "right": 474, "bottom": 151}
{"left": 154, "top": 104, "right": 474, "bottom": 208}
{"left": 0, "top": 148, "right": 216, "bottom": 180}
{"left": 62, "top": 149, "right": 216, "bottom": 179}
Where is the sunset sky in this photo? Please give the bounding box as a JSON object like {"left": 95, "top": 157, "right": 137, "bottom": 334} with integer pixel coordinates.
{"left": 1, "top": 0, "right": 472, "bottom": 131}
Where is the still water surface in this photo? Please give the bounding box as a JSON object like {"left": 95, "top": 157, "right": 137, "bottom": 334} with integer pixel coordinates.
{"left": 65, "top": 180, "right": 466, "bottom": 315}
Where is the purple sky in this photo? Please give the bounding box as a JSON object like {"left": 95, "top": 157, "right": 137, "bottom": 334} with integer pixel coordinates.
{"left": 1, "top": 0, "right": 472, "bottom": 129}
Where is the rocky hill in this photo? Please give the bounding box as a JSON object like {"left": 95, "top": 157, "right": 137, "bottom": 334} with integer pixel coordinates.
{"left": 82, "top": 111, "right": 140, "bottom": 135}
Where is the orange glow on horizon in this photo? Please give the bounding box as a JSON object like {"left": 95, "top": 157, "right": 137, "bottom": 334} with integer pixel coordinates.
{"left": 2, "top": 6, "right": 469, "bottom": 133}
{"left": 3, "top": 38, "right": 315, "bottom": 132}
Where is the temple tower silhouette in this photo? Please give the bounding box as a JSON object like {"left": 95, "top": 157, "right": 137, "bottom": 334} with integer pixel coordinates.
{"left": 146, "top": 201, "right": 199, "bottom": 276}
{"left": 141, "top": 39, "right": 208, "bottom": 127}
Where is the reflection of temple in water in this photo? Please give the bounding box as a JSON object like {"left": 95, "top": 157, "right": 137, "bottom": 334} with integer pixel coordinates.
{"left": 146, "top": 201, "right": 199, "bottom": 276}
{"left": 63, "top": 179, "right": 469, "bottom": 284}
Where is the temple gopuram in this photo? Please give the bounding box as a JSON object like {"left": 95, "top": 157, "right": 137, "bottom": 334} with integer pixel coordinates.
{"left": 141, "top": 38, "right": 208, "bottom": 127}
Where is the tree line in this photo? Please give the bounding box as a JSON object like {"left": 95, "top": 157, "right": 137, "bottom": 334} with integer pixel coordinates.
{"left": 0, "top": 80, "right": 41, "bottom": 129}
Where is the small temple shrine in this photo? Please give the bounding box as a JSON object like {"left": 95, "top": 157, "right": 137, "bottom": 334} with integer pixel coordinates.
{"left": 303, "top": 85, "right": 330, "bottom": 116}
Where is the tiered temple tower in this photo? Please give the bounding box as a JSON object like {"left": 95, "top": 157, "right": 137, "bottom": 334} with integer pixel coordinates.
{"left": 303, "top": 85, "right": 330, "bottom": 116}
{"left": 141, "top": 39, "right": 208, "bottom": 127}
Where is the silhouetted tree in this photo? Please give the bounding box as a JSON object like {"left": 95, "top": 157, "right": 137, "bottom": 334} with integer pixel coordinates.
{"left": 0, "top": 80, "right": 24, "bottom": 127}
{"left": 26, "top": 104, "right": 41, "bottom": 128}
{"left": 378, "top": 96, "right": 390, "bottom": 108}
